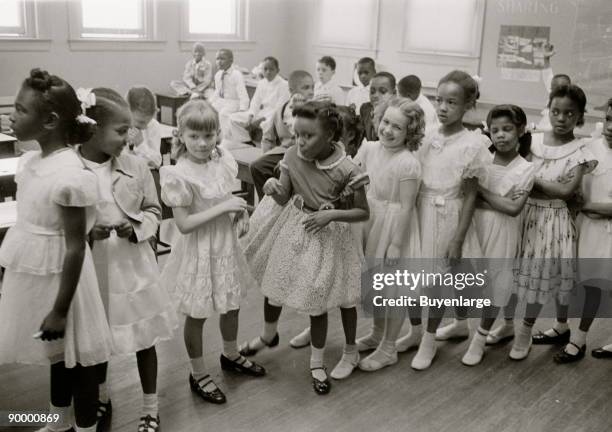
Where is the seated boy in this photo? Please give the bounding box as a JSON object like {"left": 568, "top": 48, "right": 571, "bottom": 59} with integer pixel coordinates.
{"left": 228, "top": 57, "right": 290, "bottom": 144}
{"left": 314, "top": 56, "right": 345, "bottom": 105}
{"left": 346, "top": 57, "right": 376, "bottom": 112}
{"left": 360, "top": 72, "right": 396, "bottom": 141}
{"left": 210, "top": 49, "right": 250, "bottom": 138}
{"left": 170, "top": 42, "right": 213, "bottom": 99}
{"left": 250, "top": 70, "right": 314, "bottom": 198}
{"left": 126, "top": 86, "right": 163, "bottom": 169}
{"left": 398, "top": 74, "right": 439, "bottom": 135}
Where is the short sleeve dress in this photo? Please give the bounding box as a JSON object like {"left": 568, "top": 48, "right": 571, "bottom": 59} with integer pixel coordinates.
{"left": 516, "top": 133, "right": 597, "bottom": 305}
{"left": 243, "top": 143, "right": 368, "bottom": 315}
{"left": 0, "top": 148, "right": 113, "bottom": 368}
{"left": 159, "top": 151, "right": 256, "bottom": 319}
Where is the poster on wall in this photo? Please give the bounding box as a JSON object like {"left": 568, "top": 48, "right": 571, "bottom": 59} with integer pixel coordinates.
{"left": 497, "top": 25, "right": 551, "bottom": 82}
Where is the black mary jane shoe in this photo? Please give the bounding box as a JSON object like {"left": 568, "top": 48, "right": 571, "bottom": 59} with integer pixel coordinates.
{"left": 239, "top": 333, "right": 280, "bottom": 357}
{"left": 532, "top": 329, "right": 570, "bottom": 345}
{"left": 96, "top": 399, "right": 112, "bottom": 432}
{"left": 137, "top": 414, "right": 160, "bottom": 432}
{"left": 592, "top": 347, "right": 612, "bottom": 359}
{"left": 189, "top": 374, "right": 227, "bottom": 404}
{"left": 220, "top": 354, "right": 266, "bottom": 377}
{"left": 553, "top": 342, "right": 586, "bottom": 364}
{"left": 311, "top": 367, "right": 331, "bottom": 395}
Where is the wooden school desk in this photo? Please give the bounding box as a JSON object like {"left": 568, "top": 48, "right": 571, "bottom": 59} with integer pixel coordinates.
{"left": 0, "top": 133, "right": 17, "bottom": 159}
{"left": 0, "top": 157, "right": 18, "bottom": 201}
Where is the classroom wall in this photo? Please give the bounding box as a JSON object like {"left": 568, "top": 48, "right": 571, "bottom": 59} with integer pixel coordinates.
{"left": 0, "top": 0, "right": 291, "bottom": 97}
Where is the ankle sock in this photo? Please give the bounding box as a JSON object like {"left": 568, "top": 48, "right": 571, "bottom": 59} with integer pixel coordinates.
{"left": 543, "top": 320, "right": 569, "bottom": 337}
{"left": 141, "top": 393, "right": 158, "bottom": 418}
{"left": 262, "top": 321, "right": 278, "bottom": 343}
{"left": 190, "top": 357, "right": 207, "bottom": 380}
{"left": 47, "top": 403, "right": 72, "bottom": 432}
{"left": 310, "top": 345, "right": 326, "bottom": 381}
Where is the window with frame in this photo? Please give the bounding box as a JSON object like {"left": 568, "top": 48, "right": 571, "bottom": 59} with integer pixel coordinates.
{"left": 0, "top": 0, "right": 38, "bottom": 38}
{"left": 70, "top": 0, "right": 155, "bottom": 39}
{"left": 402, "top": 0, "right": 485, "bottom": 56}
{"left": 317, "top": 0, "right": 379, "bottom": 50}
{"left": 183, "top": 0, "right": 247, "bottom": 41}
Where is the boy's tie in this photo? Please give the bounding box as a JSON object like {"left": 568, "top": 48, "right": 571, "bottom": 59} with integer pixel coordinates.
{"left": 220, "top": 71, "right": 227, "bottom": 98}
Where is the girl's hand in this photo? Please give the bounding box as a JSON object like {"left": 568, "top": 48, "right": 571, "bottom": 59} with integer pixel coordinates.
{"left": 557, "top": 171, "right": 575, "bottom": 184}
{"left": 39, "top": 310, "right": 67, "bottom": 341}
{"left": 115, "top": 221, "right": 134, "bottom": 238}
{"left": 91, "top": 225, "right": 112, "bottom": 240}
{"left": 445, "top": 240, "right": 463, "bottom": 265}
{"left": 221, "top": 196, "right": 249, "bottom": 214}
{"left": 510, "top": 189, "right": 527, "bottom": 200}
{"left": 263, "top": 178, "right": 283, "bottom": 196}
{"left": 385, "top": 243, "right": 401, "bottom": 267}
{"left": 234, "top": 211, "right": 249, "bottom": 237}
{"left": 302, "top": 210, "right": 333, "bottom": 234}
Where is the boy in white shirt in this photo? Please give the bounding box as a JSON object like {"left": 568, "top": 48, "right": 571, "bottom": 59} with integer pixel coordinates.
{"left": 228, "top": 57, "right": 290, "bottom": 144}
{"left": 346, "top": 57, "right": 376, "bottom": 112}
{"left": 210, "top": 49, "right": 250, "bottom": 138}
{"left": 398, "top": 74, "right": 439, "bottom": 135}
{"left": 170, "top": 42, "right": 214, "bottom": 99}
{"left": 126, "top": 86, "right": 163, "bottom": 169}
{"left": 314, "top": 56, "right": 345, "bottom": 105}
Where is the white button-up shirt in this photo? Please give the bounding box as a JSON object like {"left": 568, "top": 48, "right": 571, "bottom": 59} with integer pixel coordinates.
{"left": 249, "top": 75, "right": 290, "bottom": 118}
{"left": 213, "top": 66, "right": 250, "bottom": 111}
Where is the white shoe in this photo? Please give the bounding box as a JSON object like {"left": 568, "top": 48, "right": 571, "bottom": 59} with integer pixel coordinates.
{"left": 509, "top": 325, "right": 532, "bottom": 360}
{"left": 411, "top": 332, "right": 437, "bottom": 370}
{"left": 359, "top": 347, "right": 398, "bottom": 371}
{"left": 356, "top": 333, "right": 382, "bottom": 352}
{"left": 396, "top": 329, "right": 422, "bottom": 353}
{"left": 486, "top": 323, "right": 514, "bottom": 345}
{"left": 462, "top": 332, "right": 487, "bottom": 366}
{"left": 289, "top": 327, "right": 311, "bottom": 348}
{"left": 330, "top": 352, "right": 360, "bottom": 380}
{"left": 435, "top": 319, "right": 469, "bottom": 341}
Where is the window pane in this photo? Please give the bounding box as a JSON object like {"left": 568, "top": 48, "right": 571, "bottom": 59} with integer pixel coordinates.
{"left": 189, "top": 0, "right": 236, "bottom": 35}
{"left": 0, "top": 0, "right": 23, "bottom": 31}
{"left": 82, "top": 0, "right": 142, "bottom": 31}
{"left": 404, "top": 0, "right": 480, "bottom": 54}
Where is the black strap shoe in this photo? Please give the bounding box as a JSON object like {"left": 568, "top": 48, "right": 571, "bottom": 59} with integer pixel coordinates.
{"left": 311, "top": 367, "right": 331, "bottom": 395}
{"left": 220, "top": 354, "right": 266, "bottom": 377}
{"left": 96, "top": 400, "right": 112, "bottom": 432}
{"left": 553, "top": 342, "right": 586, "bottom": 363}
{"left": 532, "top": 328, "right": 570, "bottom": 345}
{"left": 137, "top": 414, "right": 160, "bottom": 432}
{"left": 239, "top": 333, "right": 279, "bottom": 356}
{"left": 189, "top": 374, "right": 227, "bottom": 404}
{"left": 592, "top": 347, "right": 612, "bottom": 359}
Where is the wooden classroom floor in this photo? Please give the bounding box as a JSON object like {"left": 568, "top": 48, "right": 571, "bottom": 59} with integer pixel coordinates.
{"left": 2, "top": 254, "right": 612, "bottom": 432}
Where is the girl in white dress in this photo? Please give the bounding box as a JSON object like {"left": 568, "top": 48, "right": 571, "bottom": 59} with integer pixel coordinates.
{"left": 554, "top": 98, "right": 612, "bottom": 362}
{"left": 160, "top": 100, "right": 265, "bottom": 406}
{"left": 411, "top": 70, "right": 491, "bottom": 370}
{"left": 0, "top": 69, "right": 112, "bottom": 432}
{"left": 353, "top": 98, "right": 424, "bottom": 372}
{"left": 78, "top": 88, "right": 177, "bottom": 432}
{"left": 461, "top": 105, "right": 535, "bottom": 366}
{"left": 511, "top": 84, "right": 597, "bottom": 360}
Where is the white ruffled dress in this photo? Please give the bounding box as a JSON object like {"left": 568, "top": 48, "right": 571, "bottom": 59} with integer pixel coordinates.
{"left": 475, "top": 154, "right": 535, "bottom": 306}
{"left": 159, "top": 152, "right": 255, "bottom": 319}
{"left": 516, "top": 134, "right": 597, "bottom": 305}
{"left": 0, "top": 149, "right": 113, "bottom": 367}
{"left": 85, "top": 157, "right": 177, "bottom": 355}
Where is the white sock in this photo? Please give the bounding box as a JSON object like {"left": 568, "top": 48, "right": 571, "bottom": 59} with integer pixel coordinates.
{"left": 343, "top": 343, "right": 357, "bottom": 356}
{"left": 544, "top": 320, "right": 569, "bottom": 336}
{"left": 99, "top": 382, "right": 109, "bottom": 403}
{"left": 142, "top": 393, "right": 158, "bottom": 418}
{"left": 602, "top": 343, "right": 612, "bottom": 351}
{"left": 310, "top": 345, "right": 326, "bottom": 381}
{"left": 222, "top": 340, "right": 239, "bottom": 359}
{"left": 262, "top": 321, "right": 278, "bottom": 343}
{"left": 46, "top": 403, "right": 72, "bottom": 431}
{"left": 75, "top": 426, "right": 96, "bottom": 432}
{"left": 190, "top": 357, "right": 207, "bottom": 380}
{"left": 566, "top": 329, "right": 588, "bottom": 354}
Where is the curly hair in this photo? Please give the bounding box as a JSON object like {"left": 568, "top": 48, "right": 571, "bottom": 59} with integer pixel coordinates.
{"left": 486, "top": 104, "right": 531, "bottom": 157}
{"left": 22, "top": 68, "right": 95, "bottom": 144}
{"left": 376, "top": 97, "right": 425, "bottom": 152}
{"left": 172, "top": 99, "right": 222, "bottom": 160}
{"left": 547, "top": 83, "right": 587, "bottom": 127}
{"left": 438, "top": 70, "right": 480, "bottom": 107}
{"left": 336, "top": 105, "right": 364, "bottom": 157}
{"left": 292, "top": 101, "right": 343, "bottom": 142}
